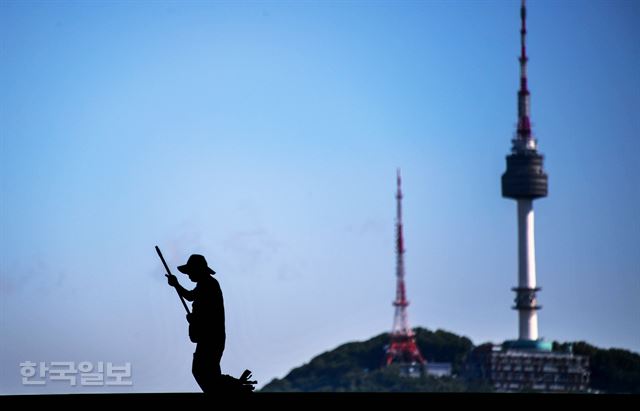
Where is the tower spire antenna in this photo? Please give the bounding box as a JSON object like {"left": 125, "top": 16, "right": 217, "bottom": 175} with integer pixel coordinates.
{"left": 517, "top": 0, "right": 533, "bottom": 146}
{"left": 386, "top": 169, "right": 425, "bottom": 370}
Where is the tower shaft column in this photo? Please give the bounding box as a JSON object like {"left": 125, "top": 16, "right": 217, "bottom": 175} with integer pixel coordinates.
{"left": 517, "top": 199, "right": 539, "bottom": 340}
{"left": 517, "top": 199, "right": 536, "bottom": 289}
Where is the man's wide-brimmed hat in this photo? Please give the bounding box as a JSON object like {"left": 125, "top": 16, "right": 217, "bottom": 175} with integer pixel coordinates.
{"left": 178, "top": 254, "right": 216, "bottom": 275}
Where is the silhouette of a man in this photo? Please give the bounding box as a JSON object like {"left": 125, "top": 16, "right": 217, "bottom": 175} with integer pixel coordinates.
{"left": 167, "top": 254, "right": 225, "bottom": 393}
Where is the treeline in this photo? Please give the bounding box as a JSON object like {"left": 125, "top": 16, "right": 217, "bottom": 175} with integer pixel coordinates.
{"left": 261, "top": 327, "right": 640, "bottom": 393}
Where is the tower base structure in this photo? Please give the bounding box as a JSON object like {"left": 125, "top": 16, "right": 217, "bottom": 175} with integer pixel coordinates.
{"left": 386, "top": 334, "right": 426, "bottom": 367}
{"left": 502, "top": 338, "right": 551, "bottom": 352}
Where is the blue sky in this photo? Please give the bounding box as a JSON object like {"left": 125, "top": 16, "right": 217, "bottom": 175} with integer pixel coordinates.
{"left": 1, "top": 0, "right": 638, "bottom": 393}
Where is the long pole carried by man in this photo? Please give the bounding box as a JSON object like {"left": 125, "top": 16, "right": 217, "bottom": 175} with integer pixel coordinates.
{"left": 155, "top": 246, "right": 190, "bottom": 314}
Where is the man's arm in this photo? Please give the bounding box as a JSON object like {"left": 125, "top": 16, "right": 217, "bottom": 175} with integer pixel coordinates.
{"left": 167, "top": 275, "right": 196, "bottom": 301}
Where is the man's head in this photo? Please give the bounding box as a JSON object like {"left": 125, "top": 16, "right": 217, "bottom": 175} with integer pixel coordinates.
{"left": 178, "top": 254, "right": 216, "bottom": 283}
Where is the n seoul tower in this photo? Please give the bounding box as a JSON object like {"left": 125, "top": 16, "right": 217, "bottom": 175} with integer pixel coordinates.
{"left": 501, "top": 0, "right": 549, "bottom": 346}
{"left": 464, "top": 2, "right": 589, "bottom": 392}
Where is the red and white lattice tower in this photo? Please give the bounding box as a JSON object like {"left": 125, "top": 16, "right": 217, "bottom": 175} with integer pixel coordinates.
{"left": 385, "top": 169, "right": 425, "bottom": 367}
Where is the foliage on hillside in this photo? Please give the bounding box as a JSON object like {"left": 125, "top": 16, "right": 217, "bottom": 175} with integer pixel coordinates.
{"left": 262, "top": 327, "right": 640, "bottom": 393}
{"left": 262, "top": 328, "right": 478, "bottom": 392}
{"left": 568, "top": 341, "right": 640, "bottom": 394}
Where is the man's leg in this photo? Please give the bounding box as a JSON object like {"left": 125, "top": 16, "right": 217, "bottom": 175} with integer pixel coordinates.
{"left": 192, "top": 346, "right": 222, "bottom": 393}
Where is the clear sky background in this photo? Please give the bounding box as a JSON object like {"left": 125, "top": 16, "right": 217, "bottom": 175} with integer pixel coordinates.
{"left": 1, "top": 0, "right": 638, "bottom": 394}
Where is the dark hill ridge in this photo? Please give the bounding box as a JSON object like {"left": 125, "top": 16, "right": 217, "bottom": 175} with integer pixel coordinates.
{"left": 261, "top": 327, "right": 640, "bottom": 393}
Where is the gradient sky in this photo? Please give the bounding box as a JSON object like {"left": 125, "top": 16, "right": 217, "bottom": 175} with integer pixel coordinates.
{"left": 1, "top": 0, "right": 638, "bottom": 394}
